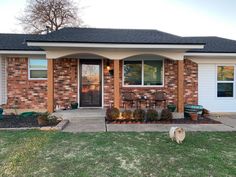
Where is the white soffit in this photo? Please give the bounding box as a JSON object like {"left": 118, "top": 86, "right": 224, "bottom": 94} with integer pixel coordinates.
{"left": 27, "top": 42, "right": 205, "bottom": 49}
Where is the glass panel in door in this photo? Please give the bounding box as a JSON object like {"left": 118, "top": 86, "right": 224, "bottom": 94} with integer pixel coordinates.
{"left": 80, "top": 60, "right": 102, "bottom": 107}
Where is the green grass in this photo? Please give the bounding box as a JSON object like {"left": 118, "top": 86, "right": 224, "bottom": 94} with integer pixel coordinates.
{"left": 0, "top": 131, "right": 235, "bottom": 177}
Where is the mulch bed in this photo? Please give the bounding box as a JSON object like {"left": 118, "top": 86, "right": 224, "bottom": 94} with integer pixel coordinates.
{"left": 0, "top": 115, "right": 40, "bottom": 128}
{"left": 107, "top": 117, "right": 222, "bottom": 124}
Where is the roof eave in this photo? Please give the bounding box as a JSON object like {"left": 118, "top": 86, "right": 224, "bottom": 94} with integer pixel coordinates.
{"left": 27, "top": 42, "right": 205, "bottom": 49}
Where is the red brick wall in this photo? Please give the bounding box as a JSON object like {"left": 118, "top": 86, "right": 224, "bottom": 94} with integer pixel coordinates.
{"left": 103, "top": 58, "right": 198, "bottom": 108}
{"left": 4, "top": 57, "right": 78, "bottom": 110}
{"left": 104, "top": 59, "right": 114, "bottom": 107}
{"left": 4, "top": 57, "right": 47, "bottom": 109}
{"left": 54, "top": 58, "right": 78, "bottom": 109}
{"left": 4, "top": 57, "right": 198, "bottom": 110}
{"left": 119, "top": 59, "right": 178, "bottom": 107}
{"left": 184, "top": 59, "right": 198, "bottom": 104}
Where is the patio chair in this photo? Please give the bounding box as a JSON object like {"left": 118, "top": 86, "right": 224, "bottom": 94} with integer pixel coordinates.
{"left": 122, "top": 92, "right": 137, "bottom": 109}
{"left": 151, "top": 91, "right": 167, "bottom": 109}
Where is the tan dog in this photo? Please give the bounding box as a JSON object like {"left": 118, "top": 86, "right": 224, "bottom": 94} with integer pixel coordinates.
{"left": 169, "top": 127, "right": 186, "bottom": 144}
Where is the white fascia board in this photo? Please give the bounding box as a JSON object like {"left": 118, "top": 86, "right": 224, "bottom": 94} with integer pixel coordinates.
{"left": 27, "top": 42, "right": 204, "bottom": 49}
{"left": 0, "top": 50, "right": 46, "bottom": 55}
{"left": 185, "top": 52, "right": 236, "bottom": 57}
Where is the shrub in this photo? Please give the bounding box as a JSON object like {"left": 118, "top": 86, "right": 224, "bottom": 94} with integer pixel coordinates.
{"left": 160, "top": 109, "right": 173, "bottom": 120}
{"left": 37, "top": 112, "right": 50, "bottom": 126}
{"left": 122, "top": 110, "right": 132, "bottom": 120}
{"left": 106, "top": 107, "right": 120, "bottom": 121}
{"left": 133, "top": 109, "right": 145, "bottom": 121}
{"left": 48, "top": 115, "right": 61, "bottom": 125}
{"left": 146, "top": 109, "right": 159, "bottom": 121}
{"left": 37, "top": 112, "right": 61, "bottom": 126}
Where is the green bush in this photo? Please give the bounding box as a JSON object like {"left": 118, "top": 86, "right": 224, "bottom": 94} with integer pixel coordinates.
{"left": 133, "top": 109, "right": 145, "bottom": 121}
{"left": 121, "top": 110, "right": 132, "bottom": 120}
{"left": 146, "top": 109, "right": 159, "bottom": 121}
{"left": 160, "top": 109, "right": 173, "bottom": 120}
{"left": 106, "top": 107, "right": 120, "bottom": 121}
{"left": 37, "top": 112, "right": 60, "bottom": 126}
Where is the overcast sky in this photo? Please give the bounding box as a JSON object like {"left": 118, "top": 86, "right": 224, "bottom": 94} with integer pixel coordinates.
{"left": 0, "top": 0, "right": 236, "bottom": 39}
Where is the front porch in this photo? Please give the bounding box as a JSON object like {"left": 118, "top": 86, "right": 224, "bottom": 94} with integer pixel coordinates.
{"left": 46, "top": 53, "right": 188, "bottom": 114}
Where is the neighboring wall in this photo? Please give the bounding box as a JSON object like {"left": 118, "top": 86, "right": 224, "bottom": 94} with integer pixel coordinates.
{"left": 0, "top": 56, "right": 7, "bottom": 105}
{"left": 4, "top": 57, "right": 77, "bottom": 110}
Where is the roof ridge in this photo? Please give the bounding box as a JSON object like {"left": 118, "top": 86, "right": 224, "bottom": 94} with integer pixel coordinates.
{"left": 57, "top": 27, "right": 181, "bottom": 38}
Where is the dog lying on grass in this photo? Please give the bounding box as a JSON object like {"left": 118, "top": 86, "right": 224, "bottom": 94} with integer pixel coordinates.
{"left": 169, "top": 127, "right": 186, "bottom": 144}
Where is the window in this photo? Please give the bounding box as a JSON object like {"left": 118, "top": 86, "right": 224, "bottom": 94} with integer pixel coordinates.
{"left": 217, "top": 66, "right": 234, "bottom": 97}
{"left": 29, "top": 59, "right": 47, "bottom": 79}
{"left": 123, "top": 58, "right": 163, "bottom": 86}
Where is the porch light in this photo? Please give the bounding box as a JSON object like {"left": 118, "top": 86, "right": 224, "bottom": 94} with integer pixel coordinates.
{"left": 106, "top": 65, "right": 111, "bottom": 71}
{"left": 105, "top": 60, "right": 111, "bottom": 71}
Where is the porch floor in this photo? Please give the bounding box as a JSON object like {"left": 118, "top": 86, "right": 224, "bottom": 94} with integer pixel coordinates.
{"left": 53, "top": 108, "right": 106, "bottom": 133}
{"left": 53, "top": 109, "right": 236, "bottom": 132}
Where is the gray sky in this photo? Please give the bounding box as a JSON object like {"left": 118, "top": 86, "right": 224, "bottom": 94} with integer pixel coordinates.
{"left": 0, "top": 0, "right": 236, "bottom": 39}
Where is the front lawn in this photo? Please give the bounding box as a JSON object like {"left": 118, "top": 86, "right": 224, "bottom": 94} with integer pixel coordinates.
{"left": 0, "top": 131, "right": 235, "bottom": 177}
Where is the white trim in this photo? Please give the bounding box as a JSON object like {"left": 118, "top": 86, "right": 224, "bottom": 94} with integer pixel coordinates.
{"left": 122, "top": 58, "right": 164, "bottom": 87}
{"left": 185, "top": 52, "right": 236, "bottom": 57}
{"left": 77, "top": 59, "right": 80, "bottom": 106}
{"left": 77, "top": 58, "right": 104, "bottom": 108}
{"left": 0, "top": 50, "right": 46, "bottom": 55}
{"left": 28, "top": 59, "right": 48, "bottom": 80}
{"left": 27, "top": 42, "right": 204, "bottom": 49}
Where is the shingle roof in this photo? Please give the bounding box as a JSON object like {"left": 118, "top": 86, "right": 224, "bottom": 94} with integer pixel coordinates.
{"left": 1, "top": 28, "right": 236, "bottom": 53}
{"left": 184, "top": 37, "right": 236, "bottom": 53}
{"left": 0, "top": 33, "right": 43, "bottom": 51}
{"left": 27, "top": 27, "right": 203, "bottom": 44}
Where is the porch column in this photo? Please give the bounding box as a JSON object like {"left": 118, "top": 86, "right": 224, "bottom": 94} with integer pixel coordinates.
{"left": 47, "top": 59, "right": 54, "bottom": 113}
{"left": 113, "top": 60, "right": 120, "bottom": 108}
{"left": 177, "top": 60, "right": 184, "bottom": 113}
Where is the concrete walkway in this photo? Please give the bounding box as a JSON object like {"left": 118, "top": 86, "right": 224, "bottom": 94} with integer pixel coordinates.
{"left": 54, "top": 109, "right": 106, "bottom": 133}
{"left": 54, "top": 109, "right": 236, "bottom": 132}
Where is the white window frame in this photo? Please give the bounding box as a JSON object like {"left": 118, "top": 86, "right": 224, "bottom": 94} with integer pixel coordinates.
{"left": 216, "top": 64, "right": 235, "bottom": 99}
{"left": 122, "top": 58, "right": 164, "bottom": 87}
{"left": 28, "top": 59, "right": 47, "bottom": 80}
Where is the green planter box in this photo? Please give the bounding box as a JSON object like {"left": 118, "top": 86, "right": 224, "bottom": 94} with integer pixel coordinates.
{"left": 184, "top": 104, "right": 203, "bottom": 118}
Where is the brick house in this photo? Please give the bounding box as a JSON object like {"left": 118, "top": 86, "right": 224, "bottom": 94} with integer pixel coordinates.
{"left": 1, "top": 28, "right": 236, "bottom": 113}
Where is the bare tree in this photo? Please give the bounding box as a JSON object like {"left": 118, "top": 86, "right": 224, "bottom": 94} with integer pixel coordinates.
{"left": 18, "top": 0, "right": 83, "bottom": 34}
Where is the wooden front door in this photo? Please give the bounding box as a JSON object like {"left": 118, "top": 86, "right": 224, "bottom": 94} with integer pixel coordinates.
{"left": 79, "top": 60, "right": 102, "bottom": 107}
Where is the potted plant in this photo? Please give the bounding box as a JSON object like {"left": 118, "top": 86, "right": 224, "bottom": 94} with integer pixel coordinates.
{"left": 189, "top": 112, "right": 198, "bottom": 121}
{"left": 71, "top": 102, "right": 78, "bottom": 109}
{"left": 167, "top": 104, "right": 176, "bottom": 112}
